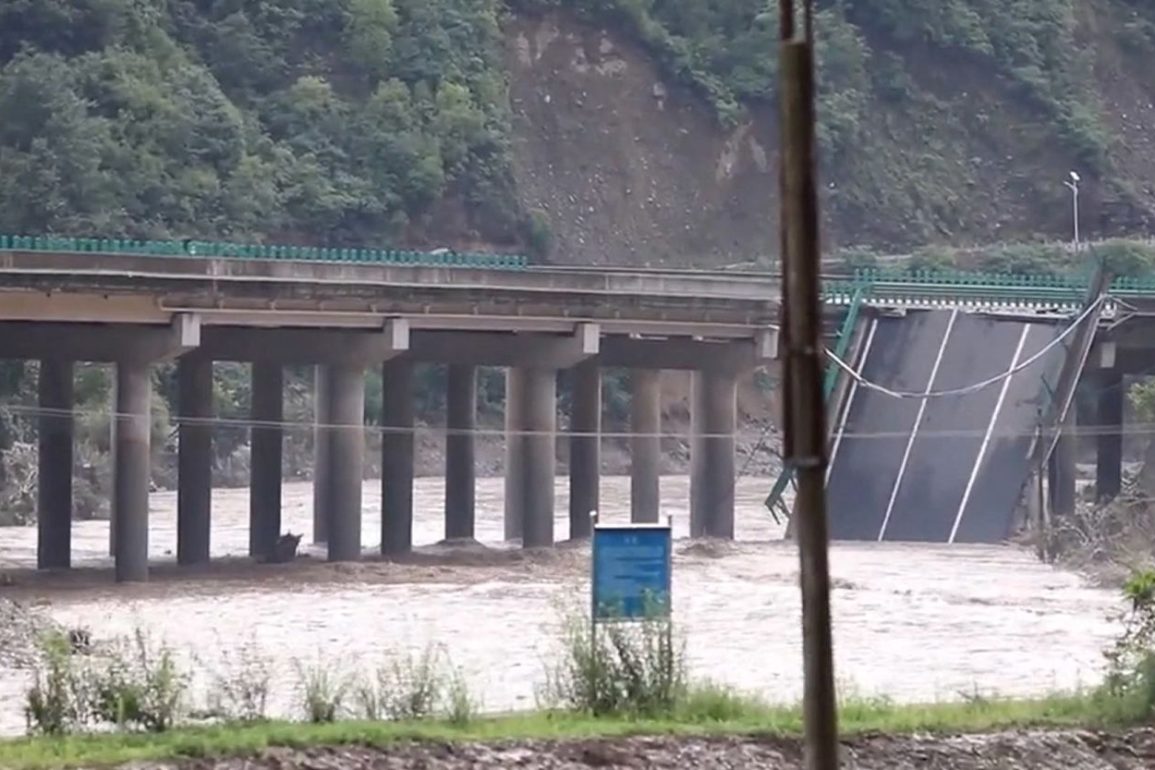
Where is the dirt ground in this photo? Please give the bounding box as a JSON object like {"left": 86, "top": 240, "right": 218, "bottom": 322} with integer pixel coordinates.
{"left": 122, "top": 730, "right": 1155, "bottom": 769}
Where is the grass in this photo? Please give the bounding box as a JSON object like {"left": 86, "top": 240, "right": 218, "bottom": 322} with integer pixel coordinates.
{"left": 0, "top": 688, "right": 1147, "bottom": 770}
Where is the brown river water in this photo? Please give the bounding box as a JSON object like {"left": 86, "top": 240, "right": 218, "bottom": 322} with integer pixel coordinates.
{"left": 0, "top": 475, "right": 1125, "bottom": 736}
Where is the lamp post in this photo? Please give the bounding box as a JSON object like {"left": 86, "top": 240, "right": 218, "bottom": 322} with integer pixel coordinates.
{"left": 1063, "top": 171, "right": 1080, "bottom": 250}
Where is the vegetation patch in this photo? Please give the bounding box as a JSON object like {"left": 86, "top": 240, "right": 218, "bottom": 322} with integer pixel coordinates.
{"left": 7, "top": 588, "right": 1155, "bottom": 769}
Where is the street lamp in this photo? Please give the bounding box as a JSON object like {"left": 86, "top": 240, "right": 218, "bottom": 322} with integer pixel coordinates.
{"left": 1063, "top": 171, "right": 1080, "bottom": 250}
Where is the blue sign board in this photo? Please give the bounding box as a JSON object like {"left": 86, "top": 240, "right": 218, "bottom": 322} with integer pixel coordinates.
{"left": 591, "top": 524, "right": 672, "bottom": 620}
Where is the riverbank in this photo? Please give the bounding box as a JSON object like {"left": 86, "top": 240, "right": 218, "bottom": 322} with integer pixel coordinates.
{"left": 1, "top": 693, "right": 1152, "bottom": 770}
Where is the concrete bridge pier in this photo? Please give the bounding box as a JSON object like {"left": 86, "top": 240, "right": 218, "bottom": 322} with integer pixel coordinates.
{"left": 568, "top": 360, "right": 600, "bottom": 539}
{"left": 317, "top": 364, "right": 365, "bottom": 562}
{"left": 1096, "top": 368, "right": 1124, "bottom": 503}
{"left": 630, "top": 369, "right": 662, "bottom": 523}
{"left": 1048, "top": 410, "right": 1077, "bottom": 519}
{"left": 177, "top": 355, "right": 213, "bottom": 566}
{"left": 381, "top": 359, "right": 414, "bottom": 555}
{"left": 312, "top": 365, "right": 330, "bottom": 545}
{"left": 445, "top": 364, "right": 476, "bottom": 541}
{"left": 504, "top": 367, "right": 557, "bottom": 547}
{"left": 690, "top": 369, "right": 737, "bottom": 539}
{"left": 37, "top": 358, "right": 73, "bottom": 570}
{"left": 249, "top": 362, "right": 284, "bottom": 558}
{"left": 113, "top": 358, "right": 152, "bottom": 582}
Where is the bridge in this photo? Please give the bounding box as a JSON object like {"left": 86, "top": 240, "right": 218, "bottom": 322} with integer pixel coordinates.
{"left": 0, "top": 237, "right": 777, "bottom": 582}
{"left": 3, "top": 236, "right": 1155, "bottom": 581}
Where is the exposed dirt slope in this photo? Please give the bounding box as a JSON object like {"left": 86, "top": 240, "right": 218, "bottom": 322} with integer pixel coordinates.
{"left": 504, "top": 5, "right": 1155, "bottom": 267}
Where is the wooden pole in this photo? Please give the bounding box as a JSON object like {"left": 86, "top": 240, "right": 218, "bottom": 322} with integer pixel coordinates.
{"left": 779, "top": 1, "right": 839, "bottom": 768}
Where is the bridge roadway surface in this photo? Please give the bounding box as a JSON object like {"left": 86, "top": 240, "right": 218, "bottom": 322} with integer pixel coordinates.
{"left": 824, "top": 309, "right": 1067, "bottom": 544}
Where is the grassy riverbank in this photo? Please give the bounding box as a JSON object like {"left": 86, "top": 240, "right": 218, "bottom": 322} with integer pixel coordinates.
{"left": 1, "top": 689, "right": 1148, "bottom": 770}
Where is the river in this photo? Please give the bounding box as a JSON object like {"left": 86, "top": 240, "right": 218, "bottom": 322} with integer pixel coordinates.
{"left": 0, "top": 475, "right": 1124, "bottom": 735}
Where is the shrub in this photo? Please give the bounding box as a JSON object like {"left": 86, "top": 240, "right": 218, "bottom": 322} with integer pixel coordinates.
{"left": 205, "top": 638, "right": 274, "bottom": 723}
{"left": 379, "top": 646, "right": 446, "bottom": 721}
{"left": 1102, "top": 570, "right": 1155, "bottom": 711}
{"left": 353, "top": 644, "right": 473, "bottom": 723}
{"left": 24, "top": 632, "right": 88, "bottom": 735}
{"left": 293, "top": 658, "right": 350, "bottom": 724}
{"left": 540, "top": 602, "right": 687, "bottom": 718}
{"left": 89, "top": 629, "right": 189, "bottom": 733}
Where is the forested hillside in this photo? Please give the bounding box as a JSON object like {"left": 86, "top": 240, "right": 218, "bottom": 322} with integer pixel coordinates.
{"left": 4, "top": 0, "right": 1155, "bottom": 524}
{"left": 0, "top": 0, "right": 526, "bottom": 250}
{"left": 3, "top": 0, "right": 1155, "bottom": 258}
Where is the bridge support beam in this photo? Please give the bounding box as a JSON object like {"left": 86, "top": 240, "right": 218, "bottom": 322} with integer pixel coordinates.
{"left": 568, "top": 360, "right": 600, "bottom": 539}
{"left": 690, "top": 369, "right": 736, "bottom": 539}
{"left": 177, "top": 356, "right": 213, "bottom": 566}
{"left": 1096, "top": 368, "right": 1124, "bottom": 503}
{"left": 504, "top": 367, "right": 557, "bottom": 547}
{"left": 249, "top": 362, "right": 284, "bottom": 559}
{"left": 37, "top": 359, "right": 73, "bottom": 570}
{"left": 382, "top": 359, "right": 414, "bottom": 555}
{"left": 1049, "top": 411, "right": 1077, "bottom": 519}
{"left": 318, "top": 364, "right": 364, "bottom": 562}
{"left": 312, "top": 365, "right": 330, "bottom": 545}
{"left": 114, "top": 359, "right": 152, "bottom": 583}
{"left": 445, "top": 364, "right": 476, "bottom": 541}
{"left": 630, "top": 369, "right": 662, "bottom": 524}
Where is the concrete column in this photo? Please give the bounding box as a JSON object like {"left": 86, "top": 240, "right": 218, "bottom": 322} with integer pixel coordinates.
{"left": 249, "top": 362, "right": 284, "bottom": 558}
{"left": 1096, "top": 369, "right": 1124, "bottom": 503}
{"left": 323, "top": 364, "right": 364, "bottom": 562}
{"left": 445, "top": 364, "right": 476, "bottom": 541}
{"left": 108, "top": 375, "right": 117, "bottom": 557}
{"left": 568, "top": 360, "right": 600, "bottom": 539}
{"left": 312, "top": 365, "right": 330, "bottom": 545}
{"left": 381, "top": 359, "right": 414, "bottom": 555}
{"left": 177, "top": 356, "right": 213, "bottom": 566}
{"left": 504, "top": 368, "right": 524, "bottom": 541}
{"left": 37, "top": 359, "right": 73, "bottom": 570}
{"left": 113, "top": 359, "right": 151, "bottom": 583}
{"left": 1049, "top": 411, "right": 1077, "bottom": 519}
{"left": 690, "top": 370, "right": 737, "bottom": 539}
{"left": 505, "top": 367, "right": 557, "bottom": 548}
{"left": 630, "top": 369, "right": 662, "bottom": 524}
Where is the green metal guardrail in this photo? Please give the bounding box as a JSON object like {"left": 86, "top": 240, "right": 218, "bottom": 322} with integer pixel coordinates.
{"left": 0, "top": 234, "right": 530, "bottom": 269}
{"left": 828, "top": 267, "right": 1155, "bottom": 302}
{"left": 764, "top": 286, "right": 867, "bottom": 516}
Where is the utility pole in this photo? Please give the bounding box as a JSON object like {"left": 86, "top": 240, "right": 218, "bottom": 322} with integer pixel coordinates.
{"left": 778, "top": 1, "right": 839, "bottom": 769}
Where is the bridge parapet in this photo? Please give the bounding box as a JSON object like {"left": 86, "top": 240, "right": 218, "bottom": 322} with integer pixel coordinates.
{"left": 825, "top": 268, "right": 1155, "bottom": 314}
{"left": 0, "top": 234, "right": 530, "bottom": 269}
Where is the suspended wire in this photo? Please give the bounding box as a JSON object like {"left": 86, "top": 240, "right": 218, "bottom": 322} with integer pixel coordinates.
{"left": 2, "top": 400, "right": 1153, "bottom": 442}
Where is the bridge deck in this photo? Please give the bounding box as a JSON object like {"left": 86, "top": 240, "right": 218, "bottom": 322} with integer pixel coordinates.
{"left": 825, "top": 309, "right": 1065, "bottom": 543}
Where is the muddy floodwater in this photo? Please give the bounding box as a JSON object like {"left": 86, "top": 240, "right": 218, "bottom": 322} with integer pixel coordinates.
{"left": 0, "top": 475, "right": 1125, "bottom": 736}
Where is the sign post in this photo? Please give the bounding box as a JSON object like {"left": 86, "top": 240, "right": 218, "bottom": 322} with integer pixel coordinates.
{"left": 590, "top": 512, "right": 673, "bottom": 629}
